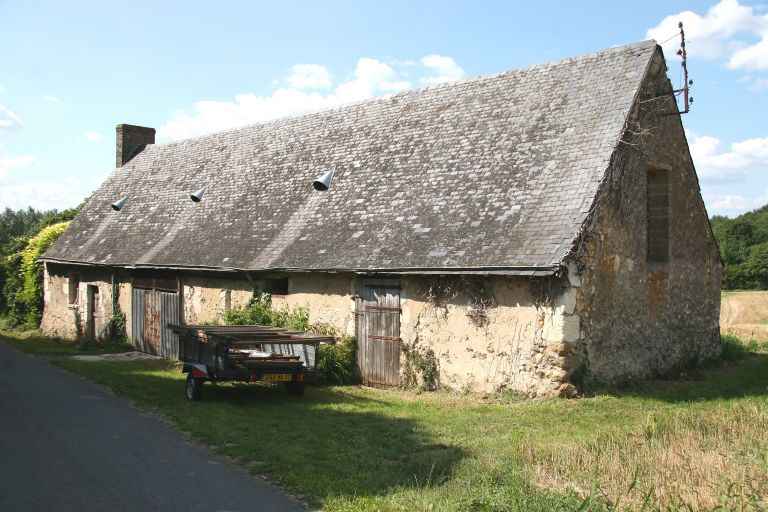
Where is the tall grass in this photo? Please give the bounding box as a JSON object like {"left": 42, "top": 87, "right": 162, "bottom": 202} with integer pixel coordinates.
{"left": 519, "top": 403, "right": 767, "bottom": 510}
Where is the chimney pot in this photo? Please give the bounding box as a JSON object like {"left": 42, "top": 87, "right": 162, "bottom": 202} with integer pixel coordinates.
{"left": 116, "top": 124, "right": 155, "bottom": 167}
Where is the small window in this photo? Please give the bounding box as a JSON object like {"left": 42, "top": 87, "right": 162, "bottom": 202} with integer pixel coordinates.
{"left": 68, "top": 274, "right": 80, "bottom": 304}
{"left": 647, "top": 169, "right": 670, "bottom": 263}
{"left": 265, "top": 278, "right": 289, "bottom": 296}
{"left": 223, "top": 289, "right": 232, "bottom": 312}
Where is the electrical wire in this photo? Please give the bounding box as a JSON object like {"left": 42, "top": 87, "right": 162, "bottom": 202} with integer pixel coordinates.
{"left": 659, "top": 31, "right": 681, "bottom": 45}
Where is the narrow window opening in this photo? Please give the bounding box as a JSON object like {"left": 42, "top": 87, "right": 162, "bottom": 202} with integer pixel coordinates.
{"left": 265, "top": 278, "right": 289, "bottom": 296}
{"left": 223, "top": 289, "right": 232, "bottom": 312}
{"left": 68, "top": 274, "right": 80, "bottom": 305}
{"left": 647, "top": 168, "right": 670, "bottom": 263}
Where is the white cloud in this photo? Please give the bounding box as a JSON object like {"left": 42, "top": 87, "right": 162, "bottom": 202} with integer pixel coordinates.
{"left": 730, "top": 37, "right": 768, "bottom": 70}
{"left": 0, "top": 154, "right": 34, "bottom": 179}
{"left": 420, "top": 55, "right": 465, "bottom": 85}
{"left": 647, "top": 0, "right": 768, "bottom": 71}
{"left": 43, "top": 95, "right": 62, "bottom": 103}
{"left": 286, "top": 64, "right": 332, "bottom": 90}
{"left": 709, "top": 193, "right": 751, "bottom": 210}
{"left": 160, "top": 54, "right": 464, "bottom": 141}
{"left": 702, "top": 189, "right": 768, "bottom": 216}
{"left": 0, "top": 104, "right": 23, "bottom": 130}
{"left": 84, "top": 131, "right": 104, "bottom": 142}
{"left": 690, "top": 133, "right": 768, "bottom": 178}
{"left": 647, "top": 0, "right": 760, "bottom": 58}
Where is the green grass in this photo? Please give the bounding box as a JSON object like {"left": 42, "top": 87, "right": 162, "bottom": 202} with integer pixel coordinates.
{"left": 2, "top": 331, "right": 767, "bottom": 511}
{"left": 0, "top": 328, "right": 133, "bottom": 356}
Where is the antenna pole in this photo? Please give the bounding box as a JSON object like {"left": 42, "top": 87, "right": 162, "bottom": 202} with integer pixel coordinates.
{"left": 677, "top": 21, "right": 691, "bottom": 114}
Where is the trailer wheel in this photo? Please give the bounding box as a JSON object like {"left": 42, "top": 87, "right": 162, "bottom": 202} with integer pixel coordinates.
{"left": 185, "top": 373, "right": 203, "bottom": 401}
{"left": 286, "top": 382, "right": 305, "bottom": 396}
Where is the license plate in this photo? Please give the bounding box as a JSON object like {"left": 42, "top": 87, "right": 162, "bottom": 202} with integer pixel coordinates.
{"left": 263, "top": 373, "right": 293, "bottom": 382}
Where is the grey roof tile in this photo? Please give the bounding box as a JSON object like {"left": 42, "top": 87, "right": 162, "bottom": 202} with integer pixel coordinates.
{"left": 45, "top": 41, "right": 658, "bottom": 273}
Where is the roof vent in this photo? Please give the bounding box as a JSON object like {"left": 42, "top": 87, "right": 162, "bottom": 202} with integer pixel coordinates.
{"left": 312, "top": 169, "right": 335, "bottom": 191}
{"left": 190, "top": 188, "right": 205, "bottom": 202}
{"left": 111, "top": 197, "right": 128, "bottom": 211}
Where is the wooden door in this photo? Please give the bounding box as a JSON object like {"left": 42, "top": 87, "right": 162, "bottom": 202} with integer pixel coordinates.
{"left": 356, "top": 285, "right": 401, "bottom": 386}
{"left": 86, "top": 285, "right": 100, "bottom": 340}
{"left": 131, "top": 287, "right": 180, "bottom": 358}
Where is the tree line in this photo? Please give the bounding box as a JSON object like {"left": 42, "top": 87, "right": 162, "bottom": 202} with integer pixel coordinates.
{"left": 711, "top": 205, "right": 768, "bottom": 290}
{"left": 0, "top": 206, "right": 78, "bottom": 328}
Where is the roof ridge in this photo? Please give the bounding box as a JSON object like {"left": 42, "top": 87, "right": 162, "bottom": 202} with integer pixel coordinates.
{"left": 141, "top": 39, "right": 657, "bottom": 154}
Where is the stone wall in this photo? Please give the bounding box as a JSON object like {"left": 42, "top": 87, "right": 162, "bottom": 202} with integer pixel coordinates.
{"left": 41, "top": 263, "right": 125, "bottom": 340}
{"left": 282, "top": 274, "right": 357, "bottom": 336}
{"left": 39, "top": 265, "right": 582, "bottom": 396}
{"left": 181, "top": 276, "right": 253, "bottom": 325}
{"left": 568, "top": 48, "right": 722, "bottom": 386}
{"left": 399, "top": 275, "right": 576, "bottom": 396}
{"left": 180, "top": 273, "right": 357, "bottom": 334}
{"left": 177, "top": 272, "right": 569, "bottom": 395}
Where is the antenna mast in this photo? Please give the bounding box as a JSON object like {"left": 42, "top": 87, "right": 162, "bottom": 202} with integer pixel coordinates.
{"left": 676, "top": 21, "right": 693, "bottom": 114}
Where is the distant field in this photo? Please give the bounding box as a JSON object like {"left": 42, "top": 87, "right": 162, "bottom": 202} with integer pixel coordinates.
{"left": 721, "top": 290, "right": 768, "bottom": 341}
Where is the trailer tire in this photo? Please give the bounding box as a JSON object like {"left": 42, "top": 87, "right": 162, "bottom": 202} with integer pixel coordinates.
{"left": 185, "top": 373, "right": 203, "bottom": 401}
{"left": 286, "top": 382, "right": 305, "bottom": 396}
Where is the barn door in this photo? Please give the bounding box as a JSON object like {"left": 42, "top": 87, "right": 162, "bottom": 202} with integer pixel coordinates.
{"left": 356, "top": 285, "right": 401, "bottom": 386}
{"left": 131, "top": 287, "right": 180, "bottom": 359}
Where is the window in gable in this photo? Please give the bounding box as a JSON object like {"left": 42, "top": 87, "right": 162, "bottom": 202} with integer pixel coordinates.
{"left": 647, "top": 168, "right": 670, "bottom": 263}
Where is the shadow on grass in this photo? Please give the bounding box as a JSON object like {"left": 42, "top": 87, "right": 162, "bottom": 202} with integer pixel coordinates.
{"left": 606, "top": 352, "right": 768, "bottom": 403}
{"left": 55, "top": 358, "right": 466, "bottom": 507}
{"left": 0, "top": 330, "right": 133, "bottom": 357}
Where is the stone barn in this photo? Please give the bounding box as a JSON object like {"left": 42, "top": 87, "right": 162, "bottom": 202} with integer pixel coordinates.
{"left": 41, "top": 40, "right": 721, "bottom": 397}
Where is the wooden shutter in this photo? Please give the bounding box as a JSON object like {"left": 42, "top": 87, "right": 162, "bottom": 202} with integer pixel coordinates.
{"left": 647, "top": 169, "right": 670, "bottom": 263}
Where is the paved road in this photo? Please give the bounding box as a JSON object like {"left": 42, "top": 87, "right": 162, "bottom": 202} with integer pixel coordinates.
{"left": 0, "top": 341, "right": 304, "bottom": 511}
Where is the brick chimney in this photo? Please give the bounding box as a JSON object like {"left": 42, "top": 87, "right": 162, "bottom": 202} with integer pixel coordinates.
{"left": 116, "top": 124, "right": 155, "bottom": 167}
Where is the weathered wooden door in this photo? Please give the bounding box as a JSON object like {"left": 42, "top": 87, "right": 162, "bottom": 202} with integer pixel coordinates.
{"left": 356, "top": 285, "right": 401, "bottom": 386}
{"left": 86, "top": 285, "right": 100, "bottom": 340}
{"left": 131, "top": 287, "right": 180, "bottom": 359}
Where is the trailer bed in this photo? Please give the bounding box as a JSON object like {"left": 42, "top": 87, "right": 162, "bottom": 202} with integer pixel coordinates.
{"left": 169, "top": 324, "right": 335, "bottom": 400}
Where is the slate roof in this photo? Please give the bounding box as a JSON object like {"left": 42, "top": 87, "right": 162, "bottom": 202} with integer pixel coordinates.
{"left": 45, "top": 41, "right": 659, "bottom": 275}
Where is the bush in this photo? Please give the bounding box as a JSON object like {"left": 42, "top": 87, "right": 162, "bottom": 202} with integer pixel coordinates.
{"left": 105, "top": 310, "right": 127, "bottom": 343}
{"left": 316, "top": 336, "right": 358, "bottom": 385}
{"left": 223, "top": 293, "right": 309, "bottom": 331}
{"left": 3, "top": 221, "right": 69, "bottom": 327}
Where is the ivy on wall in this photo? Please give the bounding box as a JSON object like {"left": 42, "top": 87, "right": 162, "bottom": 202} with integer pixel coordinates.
{"left": 3, "top": 221, "right": 70, "bottom": 327}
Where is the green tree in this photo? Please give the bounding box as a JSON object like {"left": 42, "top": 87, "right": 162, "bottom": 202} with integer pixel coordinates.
{"left": 721, "top": 219, "right": 754, "bottom": 265}
{"left": 3, "top": 222, "right": 70, "bottom": 327}
{"left": 743, "top": 242, "right": 768, "bottom": 289}
{"left": 0, "top": 206, "right": 79, "bottom": 318}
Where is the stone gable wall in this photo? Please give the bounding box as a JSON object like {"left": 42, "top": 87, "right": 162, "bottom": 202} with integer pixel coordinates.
{"left": 569, "top": 49, "right": 722, "bottom": 386}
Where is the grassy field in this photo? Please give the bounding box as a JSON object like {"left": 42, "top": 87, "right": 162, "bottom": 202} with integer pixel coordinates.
{"left": 2, "top": 331, "right": 767, "bottom": 511}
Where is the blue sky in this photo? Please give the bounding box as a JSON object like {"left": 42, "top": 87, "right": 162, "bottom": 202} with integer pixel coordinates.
{"left": 1, "top": 0, "right": 767, "bottom": 217}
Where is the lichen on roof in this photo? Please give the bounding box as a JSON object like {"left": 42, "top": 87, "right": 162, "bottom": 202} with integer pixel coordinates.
{"left": 45, "top": 40, "right": 659, "bottom": 274}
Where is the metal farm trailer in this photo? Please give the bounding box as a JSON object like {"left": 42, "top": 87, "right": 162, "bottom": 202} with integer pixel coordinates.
{"left": 169, "top": 324, "right": 334, "bottom": 401}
